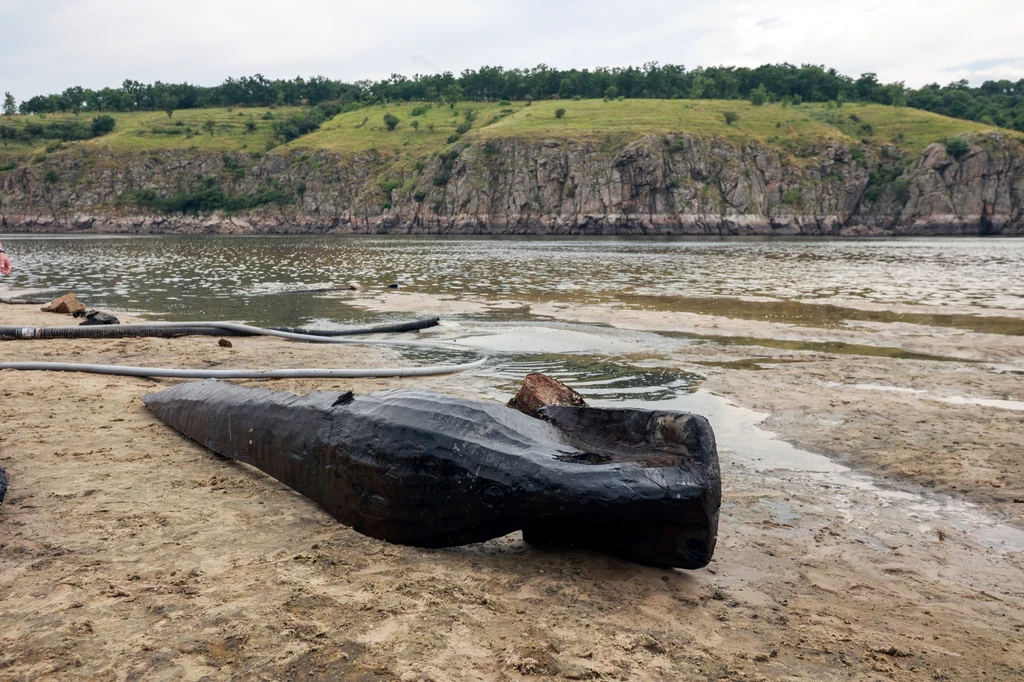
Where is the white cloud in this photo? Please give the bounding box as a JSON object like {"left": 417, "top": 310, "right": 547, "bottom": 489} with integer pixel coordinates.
{"left": 1, "top": 0, "right": 1022, "bottom": 101}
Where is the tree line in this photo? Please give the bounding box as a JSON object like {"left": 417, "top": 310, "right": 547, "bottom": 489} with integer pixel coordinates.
{"left": 8, "top": 63, "right": 1024, "bottom": 132}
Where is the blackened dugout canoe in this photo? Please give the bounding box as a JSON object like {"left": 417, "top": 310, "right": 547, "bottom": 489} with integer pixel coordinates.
{"left": 144, "top": 380, "right": 721, "bottom": 569}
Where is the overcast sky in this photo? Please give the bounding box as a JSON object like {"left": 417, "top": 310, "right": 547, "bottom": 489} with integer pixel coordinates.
{"left": 2, "top": 0, "right": 1023, "bottom": 101}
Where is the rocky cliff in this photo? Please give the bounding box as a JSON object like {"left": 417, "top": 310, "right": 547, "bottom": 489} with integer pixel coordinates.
{"left": 2, "top": 132, "right": 1022, "bottom": 236}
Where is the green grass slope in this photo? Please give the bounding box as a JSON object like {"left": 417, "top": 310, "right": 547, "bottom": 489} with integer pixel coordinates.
{"left": 0, "top": 100, "right": 1017, "bottom": 171}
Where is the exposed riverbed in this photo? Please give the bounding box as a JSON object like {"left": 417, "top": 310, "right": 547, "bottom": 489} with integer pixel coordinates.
{"left": 1, "top": 235, "right": 1023, "bottom": 680}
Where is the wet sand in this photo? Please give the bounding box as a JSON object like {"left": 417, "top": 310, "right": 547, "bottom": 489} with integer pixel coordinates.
{"left": 2, "top": 302, "right": 1023, "bottom": 681}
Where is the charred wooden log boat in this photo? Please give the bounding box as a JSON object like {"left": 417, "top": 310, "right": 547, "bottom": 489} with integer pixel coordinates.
{"left": 144, "top": 378, "right": 720, "bottom": 568}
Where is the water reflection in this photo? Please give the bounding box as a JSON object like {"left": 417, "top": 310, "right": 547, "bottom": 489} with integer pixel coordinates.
{"left": 2, "top": 236, "right": 1023, "bottom": 329}
{"left": 483, "top": 355, "right": 701, "bottom": 403}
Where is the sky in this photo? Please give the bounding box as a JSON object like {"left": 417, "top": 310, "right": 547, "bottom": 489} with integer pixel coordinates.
{"left": 2, "top": 0, "right": 1023, "bottom": 101}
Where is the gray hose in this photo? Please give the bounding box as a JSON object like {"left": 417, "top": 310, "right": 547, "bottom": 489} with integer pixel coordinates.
{"left": 0, "top": 320, "right": 487, "bottom": 379}
{"left": 273, "top": 317, "right": 437, "bottom": 336}
{"left": 0, "top": 358, "right": 487, "bottom": 379}
{"left": 1, "top": 298, "right": 53, "bottom": 305}
{"left": 0, "top": 317, "right": 439, "bottom": 340}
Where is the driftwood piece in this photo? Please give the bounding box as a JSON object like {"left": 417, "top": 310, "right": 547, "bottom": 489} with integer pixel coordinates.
{"left": 144, "top": 378, "right": 721, "bottom": 568}
{"left": 507, "top": 372, "right": 587, "bottom": 418}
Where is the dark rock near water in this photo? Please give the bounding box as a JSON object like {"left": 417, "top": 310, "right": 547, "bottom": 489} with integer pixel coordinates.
{"left": 0, "top": 466, "right": 7, "bottom": 504}
{"left": 144, "top": 378, "right": 721, "bottom": 568}
{"left": 78, "top": 310, "right": 121, "bottom": 326}
{"left": 218, "top": 338, "right": 233, "bottom": 348}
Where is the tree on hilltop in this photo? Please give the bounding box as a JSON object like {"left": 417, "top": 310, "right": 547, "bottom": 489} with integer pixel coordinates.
{"left": 443, "top": 85, "right": 464, "bottom": 108}
{"left": 161, "top": 95, "right": 178, "bottom": 118}
{"left": 750, "top": 84, "right": 768, "bottom": 106}
{"left": 3, "top": 92, "right": 16, "bottom": 116}
{"left": 9, "top": 63, "right": 1024, "bottom": 132}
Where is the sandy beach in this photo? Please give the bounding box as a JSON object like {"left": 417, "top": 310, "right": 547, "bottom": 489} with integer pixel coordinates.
{"left": 2, "top": 300, "right": 1023, "bottom": 681}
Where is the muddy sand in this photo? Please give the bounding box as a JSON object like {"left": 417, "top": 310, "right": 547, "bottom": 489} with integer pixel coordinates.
{"left": 1, "top": 301, "right": 1023, "bottom": 681}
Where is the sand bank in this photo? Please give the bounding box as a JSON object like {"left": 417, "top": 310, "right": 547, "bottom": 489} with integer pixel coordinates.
{"left": 2, "top": 303, "right": 1022, "bottom": 681}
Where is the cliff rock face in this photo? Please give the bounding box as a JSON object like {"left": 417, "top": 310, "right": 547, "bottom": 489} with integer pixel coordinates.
{"left": 2, "top": 133, "right": 1021, "bottom": 235}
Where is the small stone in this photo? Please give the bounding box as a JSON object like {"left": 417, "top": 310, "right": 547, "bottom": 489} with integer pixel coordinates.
{"left": 347, "top": 281, "right": 363, "bottom": 291}
{"left": 218, "top": 339, "right": 233, "bottom": 348}
{"left": 387, "top": 283, "right": 400, "bottom": 289}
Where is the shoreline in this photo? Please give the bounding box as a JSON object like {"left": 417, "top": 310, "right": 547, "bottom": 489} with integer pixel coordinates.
{"left": 2, "top": 302, "right": 1023, "bottom": 680}
{"left": 5, "top": 228, "right": 1024, "bottom": 239}
{"left": 2, "top": 213, "right": 1021, "bottom": 237}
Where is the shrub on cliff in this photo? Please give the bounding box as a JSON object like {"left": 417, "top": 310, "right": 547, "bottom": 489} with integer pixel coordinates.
{"left": 317, "top": 100, "right": 343, "bottom": 117}
{"left": 1, "top": 119, "right": 96, "bottom": 142}
{"left": 945, "top": 137, "right": 971, "bottom": 160}
{"left": 723, "top": 111, "right": 739, "bottom": 125}
{"left": 555, "top": 108, "right": 566, "bottom": 119}
{"left": 122, "top": 177, "right": 295, "bottom": 215}
{"left": 91, "top": 114, "right": 115, "bottom": 136}
{"left": 782, "top": 187, "right": 803, "bottom": 206}
{"left": 272, "top": 109, "right": 326, "bottom": 141}
{"left": 383, "top": 112, "right": 400, "bottom": 131}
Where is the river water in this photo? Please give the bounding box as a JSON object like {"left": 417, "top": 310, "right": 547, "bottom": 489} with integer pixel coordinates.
{"left": 2, "top": 236, "right": 1023, "bottom": 326}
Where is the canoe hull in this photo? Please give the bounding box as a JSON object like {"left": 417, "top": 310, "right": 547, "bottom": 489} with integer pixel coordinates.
{"left": 144, "top": 380, "right": 720, "bottom": 568}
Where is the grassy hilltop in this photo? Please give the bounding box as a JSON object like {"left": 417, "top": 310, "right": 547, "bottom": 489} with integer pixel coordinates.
{"left": 0, "top": 99, "right": 1014, "bottom": 171}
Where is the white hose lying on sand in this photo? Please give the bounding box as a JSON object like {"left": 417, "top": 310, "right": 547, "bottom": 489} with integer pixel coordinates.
{"left": 0, "top": 358, "right": 487, "bottom": 379}
{"left": 0, "top": 320, "right": 488, "bottom": 379}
